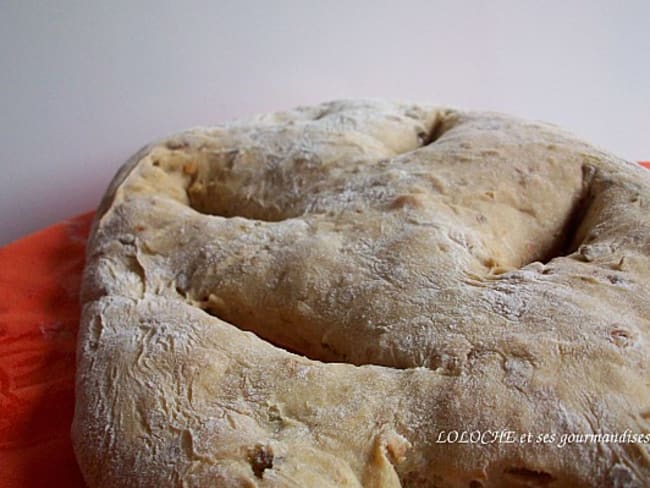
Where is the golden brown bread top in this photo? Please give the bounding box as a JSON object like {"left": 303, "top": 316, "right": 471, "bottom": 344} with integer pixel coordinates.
{"left": 74, "top": 100, "right": 650, "bottom": 487}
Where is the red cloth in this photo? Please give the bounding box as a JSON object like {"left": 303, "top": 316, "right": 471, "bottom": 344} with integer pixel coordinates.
{"left": 1, "top": 163, "right": 648, "bottom": 486}
{"left": 0, "top": 212, "right": 93, "bottom": 487}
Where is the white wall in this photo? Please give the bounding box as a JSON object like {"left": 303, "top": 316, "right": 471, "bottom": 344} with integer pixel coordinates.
{"left": 1, "top": 0, "right": 648, "bottom": 244}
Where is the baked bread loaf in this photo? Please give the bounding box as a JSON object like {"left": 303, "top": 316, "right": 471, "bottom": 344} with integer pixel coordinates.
{"left": 72, "top": 100, "right": 650, "bottom": 487}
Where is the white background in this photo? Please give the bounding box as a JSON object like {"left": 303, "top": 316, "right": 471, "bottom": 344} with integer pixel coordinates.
{"left": 1, "top": 0, "right": 648, "bottom": 245}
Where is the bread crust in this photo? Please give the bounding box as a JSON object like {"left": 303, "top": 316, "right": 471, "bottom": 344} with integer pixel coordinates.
{"left": 72, "top": 100, "right": 650, "bottom": 487}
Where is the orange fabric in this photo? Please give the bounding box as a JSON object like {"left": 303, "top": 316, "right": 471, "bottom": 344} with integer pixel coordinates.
{"left": 0, "top": 164, "right": 648, "bottom": 487}
{"left": 0, "top": 212, "right": 93, "bottom": 488}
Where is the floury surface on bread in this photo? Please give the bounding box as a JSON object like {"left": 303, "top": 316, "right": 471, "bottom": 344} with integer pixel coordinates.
{"left": 72, "top": 99, "right": 650, "bottom": 487}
